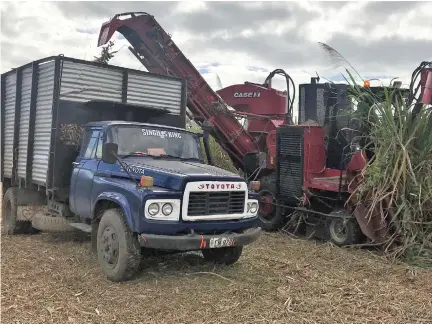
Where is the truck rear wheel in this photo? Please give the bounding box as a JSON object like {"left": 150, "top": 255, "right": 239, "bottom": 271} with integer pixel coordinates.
{"left": 2, "top": 187, "right": 38, "bottom": 235}
{"left": 97, "top": 208, "right": 141, "bottom": 282}
{"left": 201, "top": 246, "right": 243, "bottom": 265}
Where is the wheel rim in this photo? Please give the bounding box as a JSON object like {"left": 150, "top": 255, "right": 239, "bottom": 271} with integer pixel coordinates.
{"left": 259, "top": 190, "right": 276, "bottom": 221}
{"left": 330, "top": 219, "right": 348, "bottom": 244}
{"left": 100, "top": 225, "right": 119, "bottom": 269}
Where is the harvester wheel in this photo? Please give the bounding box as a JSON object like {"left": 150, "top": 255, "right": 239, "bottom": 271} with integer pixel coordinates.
{"left": 258, "top": 175, "right": 285, "bottom": 231}
{"left": 328, "top": 210, "right": 364, "bottom": 246}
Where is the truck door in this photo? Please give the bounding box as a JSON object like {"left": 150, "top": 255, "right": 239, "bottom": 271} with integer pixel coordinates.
{"left": 69, "top": 128, "right": 102, "bottom": 217}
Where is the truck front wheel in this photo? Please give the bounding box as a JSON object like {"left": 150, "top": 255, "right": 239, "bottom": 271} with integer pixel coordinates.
{"left": 201, "top": 246, "right": 243, "bottom": 265}
{"left": 97, "top": 208, "right": 141, "bottom": 282}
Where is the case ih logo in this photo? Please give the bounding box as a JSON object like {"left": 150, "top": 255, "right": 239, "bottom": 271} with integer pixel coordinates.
{"left": 234, "top": 92, "right": 261, "bottom": 98}
{"left": 198, "top": 183, "right": 243, "bottom": 190}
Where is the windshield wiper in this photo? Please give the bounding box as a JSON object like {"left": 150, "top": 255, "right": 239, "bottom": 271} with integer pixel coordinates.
{"left": 121, "top": 153, "right": 200, "bottom": 162}
{"left": 120, "top": 152, "right": 149, "bottom": 158}
{"left": 151, "top": 154, "right": 182, "bottom": 160}
{"left": 152, "top": 154, "right": 200, "bottom": 161}
{"left": 180, "top": 157, "right": 201, "bottom": 162}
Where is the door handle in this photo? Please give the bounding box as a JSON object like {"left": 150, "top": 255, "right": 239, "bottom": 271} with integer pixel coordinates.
{"left": 72, "top": 162, "right": 80, "bottom": 167}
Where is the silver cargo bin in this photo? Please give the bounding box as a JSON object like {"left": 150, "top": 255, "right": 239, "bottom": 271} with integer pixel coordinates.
{"left": 1, "top": 55, "right": 187, "bottom": 194}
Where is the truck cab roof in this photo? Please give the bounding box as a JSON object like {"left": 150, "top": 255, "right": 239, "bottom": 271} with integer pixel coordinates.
{"left": 84, "top": 121, "right": 192, "bottom": 133}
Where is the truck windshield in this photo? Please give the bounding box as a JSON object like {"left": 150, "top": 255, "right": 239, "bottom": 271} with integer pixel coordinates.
{"left": 106, "top": 125, "right": 202, "bottom": 160}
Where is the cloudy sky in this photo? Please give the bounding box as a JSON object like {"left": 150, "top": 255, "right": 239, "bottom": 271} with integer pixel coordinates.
{"left": 1, "top": 1, "right": 431, "bottom": 97}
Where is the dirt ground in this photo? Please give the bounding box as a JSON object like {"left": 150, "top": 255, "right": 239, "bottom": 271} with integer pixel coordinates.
{"left": 1, "top": 230, "right": 431, "bottom": 324}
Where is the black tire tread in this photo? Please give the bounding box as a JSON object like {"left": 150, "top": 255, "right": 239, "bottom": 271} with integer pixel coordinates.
{"left": 97, "top": 208, "right": 141, "bottom": 282}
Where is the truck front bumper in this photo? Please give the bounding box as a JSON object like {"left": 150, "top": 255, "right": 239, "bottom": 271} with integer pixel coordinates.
{"left": 137, "top": 227, "right": 262, "bottom": 251}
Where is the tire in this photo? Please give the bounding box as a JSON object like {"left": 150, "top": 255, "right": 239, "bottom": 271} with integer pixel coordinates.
{"left": 327, "top": 211, "right": 364, "bottom": 246}
{"left": 96, "top": 208, "right": 141, "bottom": 282}
{"left": 32, "top": 214, "right": 75, "bottom": 232}
{"left": 258, "top": 175, "right": 285, "bottom": 231}
{"left": 201, "top": 246, "right": 243, "bottom": 265}
{"left": 2, "top": 187, "right": 38, "bottom": 235}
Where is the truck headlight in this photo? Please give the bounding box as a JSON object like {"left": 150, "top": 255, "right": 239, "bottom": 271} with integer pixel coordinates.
{"left": 148, "top": 203, "right": 160, "bottom": 216}
{"left": 248, "top": 202, "right": 258, "bottom": 214}
{"left": 144, "top": 199, "right": 180, "bottom": 221}
{"left": 162, "top": 203, "right": 173, "bottom": 216}
{"left": 245, "top": 200, "right": 259, "bottom": 217}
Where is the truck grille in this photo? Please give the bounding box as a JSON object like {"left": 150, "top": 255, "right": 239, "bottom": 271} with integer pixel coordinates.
{"left": 187, "top": 191, "right": 245, "bottom": 216}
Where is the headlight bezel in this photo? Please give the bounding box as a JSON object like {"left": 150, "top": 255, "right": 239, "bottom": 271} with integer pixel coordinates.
{"left": 245, "top": 199, "right": 259, "bottom": 218}
{"left": 144, "top": 199, "right": 181, "bottom": 221}
{"left": 248, "top": 201, "right": 258, "bottom": 214}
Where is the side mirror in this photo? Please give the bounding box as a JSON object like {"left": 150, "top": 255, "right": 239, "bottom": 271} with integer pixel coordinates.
{"left": 201, "top": 132, "right": 213, "bottom": 165}
{"left": 102, "top": 143, "right": 118, "bottom": 164}
{"left": 201, "top": 121, "right": 213, "bottom": 133}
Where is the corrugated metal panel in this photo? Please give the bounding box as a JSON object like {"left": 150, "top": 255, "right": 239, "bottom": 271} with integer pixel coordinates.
{"left": 17, "top": 66, "right": 33, "bottom": 178}
{"left": 59, "top": 61, "right": 123, "bottom": 102}
{"left": 3, "top": 72, "right": 17, "bottom": 178}
{"left": 127, "top": 73, "right": 182, "bottom": 115}
{"left": 32, "top": 61, "right": 55, "bottom": 184}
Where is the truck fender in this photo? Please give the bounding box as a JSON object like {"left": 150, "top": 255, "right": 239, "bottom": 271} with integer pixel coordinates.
{"left": 93, "top": 192, "right": 136, "bottom": 232}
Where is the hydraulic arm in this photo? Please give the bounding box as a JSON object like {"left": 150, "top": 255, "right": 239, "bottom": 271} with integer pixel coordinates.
{"left": 98, "top": 12, "right": 260, "bottom": 170}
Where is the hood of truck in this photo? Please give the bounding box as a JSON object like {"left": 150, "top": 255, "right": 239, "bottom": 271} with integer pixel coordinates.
{"left": 111, "top": 158, "right": 244, "bottom": 191}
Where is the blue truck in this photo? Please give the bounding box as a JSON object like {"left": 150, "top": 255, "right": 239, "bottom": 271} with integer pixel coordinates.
{"left": 1, "top": 56, "right": 262, "bottom": 282}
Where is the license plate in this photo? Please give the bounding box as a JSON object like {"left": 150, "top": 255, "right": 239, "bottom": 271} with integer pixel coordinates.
{"left": 209, "top": 237, "right": 235, "bottom": 248}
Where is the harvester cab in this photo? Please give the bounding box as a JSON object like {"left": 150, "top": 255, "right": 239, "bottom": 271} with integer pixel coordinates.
{"left": 274, "top": 64, "right": 432, "bottom": 245}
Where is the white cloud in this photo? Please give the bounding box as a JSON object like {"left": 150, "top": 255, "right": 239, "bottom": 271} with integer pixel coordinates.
{"left": 1, "top": 0, "right": 430, "bottom": 122}
{"left": 174, "top": 0, "right": 207, "bottom": 13}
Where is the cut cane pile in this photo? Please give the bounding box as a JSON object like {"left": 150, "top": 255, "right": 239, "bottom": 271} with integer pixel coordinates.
{"left": 347, "top": 74, "right": 432, "bottom": 267}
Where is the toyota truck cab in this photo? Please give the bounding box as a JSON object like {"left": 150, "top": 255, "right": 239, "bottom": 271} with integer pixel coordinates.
{"left": 70, "top": 121, "right": 261, "bottom": 281}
